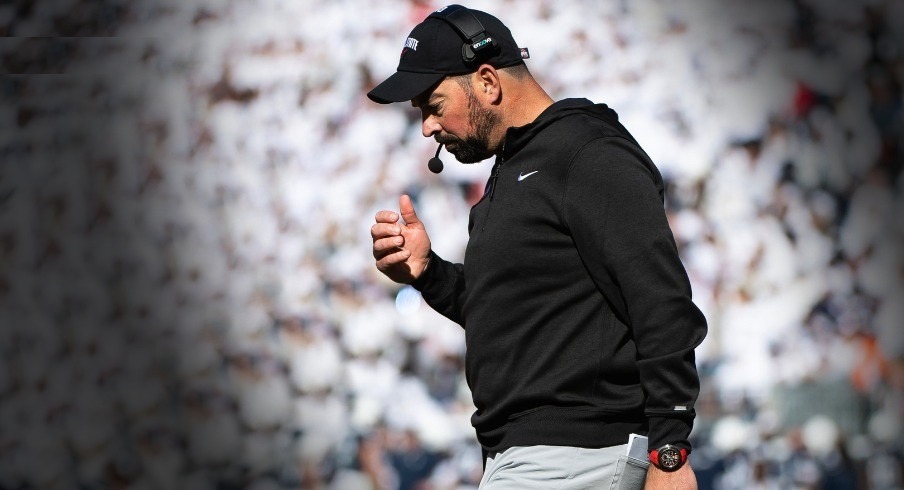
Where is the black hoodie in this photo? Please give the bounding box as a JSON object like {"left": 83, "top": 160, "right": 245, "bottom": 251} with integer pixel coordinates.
{"left": 412, "top": 98, "right": 707, "bottom": 453}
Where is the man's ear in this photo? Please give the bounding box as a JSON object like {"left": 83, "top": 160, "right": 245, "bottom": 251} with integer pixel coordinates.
{"left": 475, "top": 64, "right": 501, "bottom": 103}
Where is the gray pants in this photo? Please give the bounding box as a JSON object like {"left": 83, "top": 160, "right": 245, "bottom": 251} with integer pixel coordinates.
{"left": 479, "top": 444, "right": 650, "bottom": 489}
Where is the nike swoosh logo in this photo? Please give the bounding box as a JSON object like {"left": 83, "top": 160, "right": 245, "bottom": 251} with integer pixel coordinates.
{"left": 518, "top": 170, "right": 539, "bottom": 181}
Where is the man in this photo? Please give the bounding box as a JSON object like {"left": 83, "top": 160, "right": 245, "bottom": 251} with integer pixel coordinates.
{"left": 368, "top": 5, "right": 707, "bottom": 489}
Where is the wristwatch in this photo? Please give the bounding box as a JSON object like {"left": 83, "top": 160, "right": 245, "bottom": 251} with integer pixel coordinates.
{"left": 649, "top": 444, "right": 688, "bottom": 472}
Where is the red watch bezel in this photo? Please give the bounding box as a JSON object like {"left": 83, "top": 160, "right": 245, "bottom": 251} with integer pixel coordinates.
{"left": 649, "top": 444, "right": 688, "bottom": 471}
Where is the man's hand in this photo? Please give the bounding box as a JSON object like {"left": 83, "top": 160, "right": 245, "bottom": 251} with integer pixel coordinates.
{"left": 644, "top": 463, "right": 697, "bottom": 490}
{"left": 371, "top": 194, "right": 432, "bottom": 284}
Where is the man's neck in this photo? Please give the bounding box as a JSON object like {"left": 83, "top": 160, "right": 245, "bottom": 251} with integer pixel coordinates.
{"left": 509, "top": 85, "right": 554, "bottom": 127}
{"left": 493, "top": 82, "right": 554, "bottom": 154}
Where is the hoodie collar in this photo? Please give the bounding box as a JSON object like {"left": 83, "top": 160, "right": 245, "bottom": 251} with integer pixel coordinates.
{"left": 500, "top": 98, "right": 620, "bottom": 160}
{"left": 502, "top": 99, "right": 618, "bottom": 160}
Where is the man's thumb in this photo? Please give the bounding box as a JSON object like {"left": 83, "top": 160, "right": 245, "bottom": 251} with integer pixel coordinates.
{"left": 399, "top": 194, "right": 421, "bottom": 226}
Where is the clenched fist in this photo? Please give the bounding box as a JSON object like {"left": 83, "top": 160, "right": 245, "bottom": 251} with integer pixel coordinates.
{"left": 371, "top": 194, "right": 432, "bottom": 284}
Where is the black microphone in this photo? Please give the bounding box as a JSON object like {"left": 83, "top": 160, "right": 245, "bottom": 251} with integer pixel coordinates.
{"left": 428, "top": 144, "right": 444, "bottom": 174}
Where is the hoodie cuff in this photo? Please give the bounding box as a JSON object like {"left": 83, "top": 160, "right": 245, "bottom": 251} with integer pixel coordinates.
{"left": 409, "top": 250, "right": 453, "bottom": 302}
{"left": 648, "top": 414, "right": 695, "bottom": 453}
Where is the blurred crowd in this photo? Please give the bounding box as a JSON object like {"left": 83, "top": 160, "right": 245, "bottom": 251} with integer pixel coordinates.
{"left": 1, "top": 0, "right": 902, "bottom": 488}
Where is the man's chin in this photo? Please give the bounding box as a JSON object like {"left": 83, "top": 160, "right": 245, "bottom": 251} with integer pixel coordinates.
{"left": 451, "top": 155, "right": 486, "bottom": 164}
{"left": 447, "top": 146, "right": 491, "bottom": 164}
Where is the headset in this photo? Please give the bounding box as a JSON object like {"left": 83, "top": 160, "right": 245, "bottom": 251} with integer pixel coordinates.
{"left": 428, "top": 5, "right": 499, "bottom": 65}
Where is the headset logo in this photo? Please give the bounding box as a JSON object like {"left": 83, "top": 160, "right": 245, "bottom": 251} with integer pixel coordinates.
{"left": 472, "top": 37, "right": 492, "bottom": 50}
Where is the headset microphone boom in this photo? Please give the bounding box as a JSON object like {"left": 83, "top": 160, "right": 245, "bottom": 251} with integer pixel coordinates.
{"left": 428, "top": 143, "right": 444, "bottom": 173}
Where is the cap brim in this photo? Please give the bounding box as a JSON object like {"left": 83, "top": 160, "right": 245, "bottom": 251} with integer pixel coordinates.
{"left": 367, "top": 71, "right": 445, "bottom": 104}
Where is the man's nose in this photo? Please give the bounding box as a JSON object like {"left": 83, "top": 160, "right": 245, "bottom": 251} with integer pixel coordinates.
{"left": 422, "top": 115, "right": 441, "bottom": 138}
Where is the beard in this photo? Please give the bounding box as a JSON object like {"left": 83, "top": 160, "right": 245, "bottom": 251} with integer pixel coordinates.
{"left": 436, "top": 97, "right": 500, "bottom": 164}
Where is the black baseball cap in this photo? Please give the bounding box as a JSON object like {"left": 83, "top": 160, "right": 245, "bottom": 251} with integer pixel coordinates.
{"left": 367, "top": 4, "right": 529, "bottom": 104}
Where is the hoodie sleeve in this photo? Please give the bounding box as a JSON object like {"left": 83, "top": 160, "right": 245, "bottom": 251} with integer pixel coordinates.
{"left": 410, "top": 250, "right": 467, "bottom": 327}
{"left": 562, "top": 136, "right": 708, "bottom": 452}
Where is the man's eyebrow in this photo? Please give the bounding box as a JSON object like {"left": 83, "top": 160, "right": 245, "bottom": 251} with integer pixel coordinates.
{"left": 412, "top": 93, "right": 444, "bottom": 108}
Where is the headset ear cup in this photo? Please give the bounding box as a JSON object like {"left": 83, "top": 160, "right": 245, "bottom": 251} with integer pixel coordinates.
{"left": 462, "top": 43, "right": 476, "bottom": 63}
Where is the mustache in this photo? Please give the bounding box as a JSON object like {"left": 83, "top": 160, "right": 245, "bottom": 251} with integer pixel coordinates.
{"left": 434, "top": 134, "right": 462, "bottom": 145}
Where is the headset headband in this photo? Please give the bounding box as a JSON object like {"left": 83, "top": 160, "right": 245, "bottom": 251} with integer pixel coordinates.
{"left": 428, "top": 5, "right": 499, "bottom": 64}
